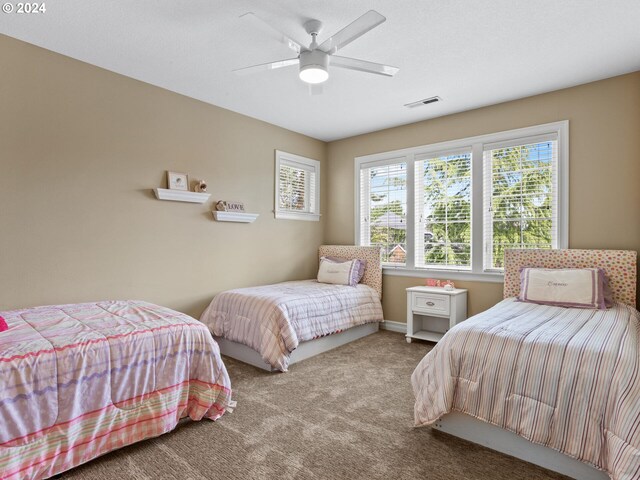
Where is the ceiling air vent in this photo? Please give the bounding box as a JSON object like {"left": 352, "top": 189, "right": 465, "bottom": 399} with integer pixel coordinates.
{"left": 404, "top": 96, "right": 442, "bottom": 108}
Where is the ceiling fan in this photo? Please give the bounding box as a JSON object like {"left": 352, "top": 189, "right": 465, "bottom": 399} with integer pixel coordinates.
{"left": 234, "top": 10, "right": 399, "bottom": 89}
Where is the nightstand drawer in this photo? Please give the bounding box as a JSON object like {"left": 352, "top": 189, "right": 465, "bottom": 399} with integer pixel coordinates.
{"left": 412, "top": 293, "right": 450, "bottom": 316}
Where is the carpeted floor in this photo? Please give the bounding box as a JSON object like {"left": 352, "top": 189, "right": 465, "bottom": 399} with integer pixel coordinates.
{"left": 64, "top": 330, "right": 569, "bottom": 479}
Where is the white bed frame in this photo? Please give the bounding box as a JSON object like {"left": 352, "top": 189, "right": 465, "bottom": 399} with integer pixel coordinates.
{"left": 215, "top": 322, "right": 379, "bottom": 372}
{"left": 432, "top": 249, "right": 637, "bottom": 480}
{"left": 433, "top": 413, "right": 608, "bottom": 480}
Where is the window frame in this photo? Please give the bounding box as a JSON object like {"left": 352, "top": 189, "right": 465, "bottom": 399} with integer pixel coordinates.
{"left": 275, "top": 150, "right": 321, "bottom": 222}
{"left": 354, "top": 121, "right": 569, "bottom": 282}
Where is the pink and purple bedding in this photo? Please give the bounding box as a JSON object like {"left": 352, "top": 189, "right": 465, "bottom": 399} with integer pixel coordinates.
{"left": 199, "top": 280, "right": 383, "bottom": 371}
{"left": 412, "top": 298, "right": 640, "bottom": 479}
{"left": 0, "top": 300, "right": 234, "bottom": 480}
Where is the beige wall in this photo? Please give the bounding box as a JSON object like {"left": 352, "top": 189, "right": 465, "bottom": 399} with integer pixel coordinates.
{"left": 0, "top": 35, "right": 326, "bottom": 318}
{"left": 2, "top": 34, "right": 638, "bottom": 323}
{"left": 326, "top": 72, "right": 640, "bottom": 322}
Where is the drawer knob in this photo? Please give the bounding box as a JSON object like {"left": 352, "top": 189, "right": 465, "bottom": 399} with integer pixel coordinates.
{"left": 426, "top": 301, "right": 435, "bottom": 306}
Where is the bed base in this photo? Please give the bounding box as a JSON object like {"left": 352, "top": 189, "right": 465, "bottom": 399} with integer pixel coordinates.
{"left": 214, "top": 322, "right": 379, "bottom": 372}
{"left": 433, "top": 412, "right": 608, "bottom": 480}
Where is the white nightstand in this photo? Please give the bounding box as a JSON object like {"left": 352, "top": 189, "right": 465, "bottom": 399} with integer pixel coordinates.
{"left": 406, "top": 286, "right": 468, "bottom": 343}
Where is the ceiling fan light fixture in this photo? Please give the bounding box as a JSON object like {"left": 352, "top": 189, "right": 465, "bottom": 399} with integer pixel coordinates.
{"left": 299, "top": 66, "right": 328, "bottom": 84}
{"left": 299, "top": 50, "right": 329, "bottom": 84}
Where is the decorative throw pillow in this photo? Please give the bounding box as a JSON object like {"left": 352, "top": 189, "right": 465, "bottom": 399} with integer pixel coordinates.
{"left": 519, "top": 268, "right": 606, "bottom": 309}
{"left": 317, "top": 257, "right": 362, "bottom": 286}
{"left": 600, "top": 269, "right": 613, "bottom": 308}
{"left": 324, "top": 256, "right": 367, "bottom": 283}
{"left": 0, "top": 316, "right": 7, "bottom": 332}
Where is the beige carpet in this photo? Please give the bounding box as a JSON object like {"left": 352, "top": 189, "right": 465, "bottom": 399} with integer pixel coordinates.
{"left": 64, "top": 331, "right": 568, "bottom": 480}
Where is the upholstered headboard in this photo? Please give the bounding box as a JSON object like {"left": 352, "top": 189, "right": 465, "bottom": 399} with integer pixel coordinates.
{"left": 318, "top": 245, "right": 382, "bottom": 298}
{"left": 503, "top": 249, "right": 638, "bottom": 306}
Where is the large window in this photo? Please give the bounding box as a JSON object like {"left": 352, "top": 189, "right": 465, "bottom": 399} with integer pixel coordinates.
{"left": 275, "top": 150, "right": 320, "bottom": 221}
{"left": 355, "top": 122, "right": 568, "bottom": 279}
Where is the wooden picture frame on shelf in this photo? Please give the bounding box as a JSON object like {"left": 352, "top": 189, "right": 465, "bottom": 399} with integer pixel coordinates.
{"left": 167, "top": 171, "right": 189, "bottom": 191}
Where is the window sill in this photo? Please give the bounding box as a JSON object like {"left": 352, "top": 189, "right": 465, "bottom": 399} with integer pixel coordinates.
{"left": 275, "top": 211, "right": 321, "bottom": 222}
{"left": 382, "top": 266, "right": 504, "bottom": 283}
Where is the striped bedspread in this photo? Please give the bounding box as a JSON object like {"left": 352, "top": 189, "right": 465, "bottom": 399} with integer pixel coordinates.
{"left": 200, "top": 280, "right": 383, "bottom": 371}
{"left": 0, "top": 300, "right": 234, "bottom": 480}
{"left": 412, "top": 298, "right": 640, "bottom": 480}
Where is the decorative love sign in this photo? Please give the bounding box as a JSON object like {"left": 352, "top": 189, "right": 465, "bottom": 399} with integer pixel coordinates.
{"left": 226, "top": 201, "right": 245, "bottom": 212}
{"left": 216, "top": 200, "right": 245, "bottom": 212}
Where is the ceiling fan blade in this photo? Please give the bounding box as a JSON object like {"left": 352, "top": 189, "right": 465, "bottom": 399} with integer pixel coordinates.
{"left": 318, "top": 10, "right": 386, "bottom": 54}
{"left": 233, "top": 58, "right": 299, "bottom": 76}
{"left": 240, "top": 12, "right": 306, "bottom": 54}
{"left": 330, "top": 56, "right": 399, "bottom": 77}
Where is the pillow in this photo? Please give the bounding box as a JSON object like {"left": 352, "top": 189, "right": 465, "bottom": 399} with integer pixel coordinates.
{"left": 519, "top": 268, "right": 606, "bottom": 309}
{"left": 324, "top": 256, "right": 367, "bottom": 284}
{"left": 601, "top": 269, "right": 613, "bottom": 308}
{"left": 0, "top": 316, "right": 7, "bottom": 333}
{"left": 317, "top": 257, "right": 362, "bottom": 286}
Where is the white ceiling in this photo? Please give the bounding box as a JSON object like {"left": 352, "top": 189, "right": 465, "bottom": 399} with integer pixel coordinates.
{"left": 1, "top": 0, "right": 639, "bottom": 141}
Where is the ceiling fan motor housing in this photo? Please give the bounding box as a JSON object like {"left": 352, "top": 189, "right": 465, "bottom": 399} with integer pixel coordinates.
{"left": 299, "top": 49, "right": 329, "bottom": 84}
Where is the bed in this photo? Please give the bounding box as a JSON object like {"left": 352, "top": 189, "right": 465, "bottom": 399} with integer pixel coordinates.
{"left": 0, "top": 300, "right": 234, "bottom": 480}
{"left": 199, "top": 245, "right": 384, "bottom": 372}
{"left": 411, "top": 249, "right": 639, "bottom": 480}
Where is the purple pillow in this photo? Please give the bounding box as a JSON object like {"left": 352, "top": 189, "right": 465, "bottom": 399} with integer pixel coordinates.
{"left": 600, "top": 269, "right": 613, "bottom": 308}
{"left": 321, "top": 256, "right": 365, "bottom": 286}
{"left": 0, "top": 316, "right": 7, "bottom": 333}
{"left": 324, "top": 256, "right": 366, "bottom": 284}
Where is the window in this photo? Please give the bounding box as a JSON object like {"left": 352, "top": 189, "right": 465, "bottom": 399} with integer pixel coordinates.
{"left": 359, "top": 160, "right": 407, "bottom": 264}
{"left": 355, "top": 122, "right": 568, "bottom": 280}
{"left": 415, "top": 151, "right": 472, "bottom": 269}
{"left": 483, "top": 136, "right": 558, "bottom": 270}
{"left": 275, "top": 150, "right": 320, "bottom": 221}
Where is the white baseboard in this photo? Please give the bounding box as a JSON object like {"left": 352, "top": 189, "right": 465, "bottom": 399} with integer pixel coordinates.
{"left": 380, "top": 320, "right": 407, "bottom": 334}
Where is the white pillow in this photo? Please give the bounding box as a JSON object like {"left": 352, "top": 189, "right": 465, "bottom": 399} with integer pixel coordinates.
{"left": 317, "top": 257, "right": 359, "bottom": 286}
{"left": 519, "top": 268, "right": 605, "bottom": 309}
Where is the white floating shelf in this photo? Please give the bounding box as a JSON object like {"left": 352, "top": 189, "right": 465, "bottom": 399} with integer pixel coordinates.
{"left": 213, "top": 211, "right": 259, "bottom": 223}
{"left": 153, "top": 188, "right": 210, "bottom": 204}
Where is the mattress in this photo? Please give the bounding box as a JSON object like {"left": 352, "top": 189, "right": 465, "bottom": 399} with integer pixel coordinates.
{"left": 412, "top": 298, "right": 640, "bottom": 480}
{"left": 0, "top": 300, "right": 234, "bottom": 480}
{"left": 200, "top": 280, "right": 383, "bottom": 371}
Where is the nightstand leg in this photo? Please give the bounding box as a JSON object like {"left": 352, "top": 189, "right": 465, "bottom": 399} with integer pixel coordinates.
{"left": 406, "top": 337, "right": 412, "bottom": 343}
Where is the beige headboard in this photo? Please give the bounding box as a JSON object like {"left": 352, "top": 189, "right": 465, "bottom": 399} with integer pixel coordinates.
{"left": 319, "top": 245, "right": 382, "bottom": 298}
{"left": 504, "top": 249, "right": 637, "bottom": 306}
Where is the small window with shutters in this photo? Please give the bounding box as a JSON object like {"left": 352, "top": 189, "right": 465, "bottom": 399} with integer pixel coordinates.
{"left": 275, "top": 150, "right": 320, "bottom": 221}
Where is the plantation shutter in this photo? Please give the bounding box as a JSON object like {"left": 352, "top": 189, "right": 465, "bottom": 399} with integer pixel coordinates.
{"left": 278, "top": 162, "right": 315, "bottom": 212}
{"left": 414, "top": 150, "right": 472, "bottom": 269}
{"left": 359, "top": 159, "right": 407, "bottom": 265}
{"left": 483, "top": 134, "right": 558, "bottom": 270}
